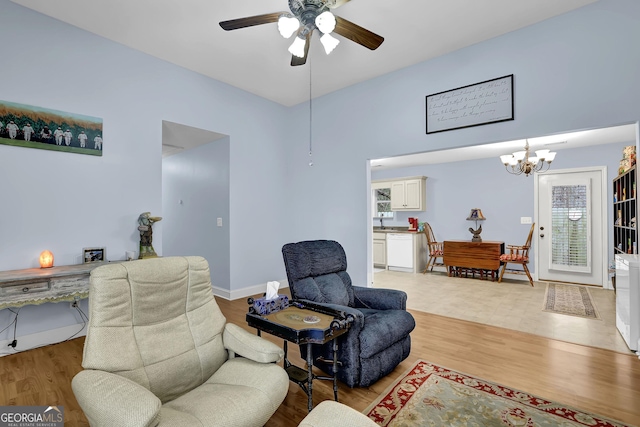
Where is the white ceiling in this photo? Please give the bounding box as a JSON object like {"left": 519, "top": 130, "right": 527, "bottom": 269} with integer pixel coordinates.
{"left": 161, "top": 121, "right": 227, "bottom": 158}
{"left": 11, "top": 0, "right": 597, "bottom": 107}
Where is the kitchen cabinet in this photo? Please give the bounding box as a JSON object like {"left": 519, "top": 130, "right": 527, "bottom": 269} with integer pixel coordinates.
{"left": 373, "top": 232, "right": 386, "bottom": 267}
{"left": 390, "top": 177, "right": 426, "bottom": 211}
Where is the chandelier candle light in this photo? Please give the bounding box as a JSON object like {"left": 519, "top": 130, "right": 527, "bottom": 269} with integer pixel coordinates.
{"left": 499, "top": 140, "right": 557, "bottom": 177}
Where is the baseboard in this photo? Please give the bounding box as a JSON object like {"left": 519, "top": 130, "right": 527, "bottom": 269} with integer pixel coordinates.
{"left": 0, "top": 323, "right": 87, "bottom": 357}
{"left": 212, "top": 279, "right": 289, "bottom": 301}
{"left": 388, "top": 266, "right": 413, "bottom": 273}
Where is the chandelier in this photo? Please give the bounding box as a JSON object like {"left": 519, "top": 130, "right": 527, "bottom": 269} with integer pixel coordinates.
{"left": 499, "top": 140, "right": 556, "bottom": 177}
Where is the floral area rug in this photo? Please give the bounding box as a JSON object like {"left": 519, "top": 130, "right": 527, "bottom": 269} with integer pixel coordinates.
{"left": 364, "top": 360, "right": 633, "bottom": 426}
{"left": 543, "top": 283, "right": 601, "bottom": 319}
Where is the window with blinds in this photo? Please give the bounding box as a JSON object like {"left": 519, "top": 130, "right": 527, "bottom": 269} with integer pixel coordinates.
{"left": 374, "top": 188, "right": 393, "bottom": 218}
{"left": 550, "top": 184, "right": 590, "bottom": 272}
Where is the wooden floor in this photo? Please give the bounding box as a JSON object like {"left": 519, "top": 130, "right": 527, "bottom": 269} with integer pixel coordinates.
{"left": 1, "top": 294, "right": 639, "bottom": 426}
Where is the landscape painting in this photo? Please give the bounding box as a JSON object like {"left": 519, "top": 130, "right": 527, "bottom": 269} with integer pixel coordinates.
{"left": 0, "top": 100, "right": 103, "bottom": 156}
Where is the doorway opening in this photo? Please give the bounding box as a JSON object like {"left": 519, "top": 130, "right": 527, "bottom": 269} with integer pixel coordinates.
{"left": 161, "top": 120, "right": 231, "bottom": 293}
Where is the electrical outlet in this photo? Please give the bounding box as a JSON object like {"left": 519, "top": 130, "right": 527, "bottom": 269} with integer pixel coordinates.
{"left": 217, "top": 217, "right": 223, "bottom": 227}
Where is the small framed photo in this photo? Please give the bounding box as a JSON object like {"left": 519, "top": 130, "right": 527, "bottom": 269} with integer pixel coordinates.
{"left": 83, "top": 247, "right": 106, "bottom": 263}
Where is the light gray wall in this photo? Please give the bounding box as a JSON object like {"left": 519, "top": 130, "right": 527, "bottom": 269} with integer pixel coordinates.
{"left": 283, "top": 0, "right": 640, "bottom": 287}
{"left": 371, "top": 141, "right": 634, "bottom": 274}
{"left": 162, "top": 136, "right": 231, "bottom": 291}
{"left": 0, "top": 0, "right": 289, "bottom": 340}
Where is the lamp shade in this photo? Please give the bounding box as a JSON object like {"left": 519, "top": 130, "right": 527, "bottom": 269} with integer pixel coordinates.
{"left": 500, "top": 154, "right": 513, "bottom": 165}
{"left": 288, "top": 36, "right": 306, "bottom": 58}
{"left": 39, "top": 250, "right": 54, "bottom": 268}
{"left": 278, "top": 15, "right": 300, "bottom": 38}
{"left": 320, "top": 33, "right": 340, "bottom": 54}
{"left": 315, "top": 11, "right": 336, "bottom": 34}
{"left": 466, "top": 208, "right": 486, "bottom": 221}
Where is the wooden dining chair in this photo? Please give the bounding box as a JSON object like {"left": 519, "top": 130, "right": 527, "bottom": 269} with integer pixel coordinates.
{"left": 498, "top": 223, "right": 536, "bottom": 286}
{"left": 422, "top": 223, "right": 444, "bottom": 273}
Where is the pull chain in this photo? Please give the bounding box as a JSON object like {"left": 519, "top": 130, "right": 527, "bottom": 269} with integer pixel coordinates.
{"left": 309, "top": 59, "right": 313, "bottom": 167}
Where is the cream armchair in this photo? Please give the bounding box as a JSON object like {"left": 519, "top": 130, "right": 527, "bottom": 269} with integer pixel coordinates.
{"left": 72, "top": 256, "right": 289, "bottom": 427}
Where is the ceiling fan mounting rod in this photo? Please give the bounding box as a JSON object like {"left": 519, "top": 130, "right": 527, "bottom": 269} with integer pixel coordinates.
{"left": 289, "top": 0, "right": 328, "bottom": 26}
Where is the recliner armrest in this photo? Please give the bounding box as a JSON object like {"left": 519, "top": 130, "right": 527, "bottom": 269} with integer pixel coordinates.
{"left": 72, "top": 369, "right": 161, "bottom": 427}
{"left": 223, "top": 323, "right": 284, "bottom": 363}
{"left": 294, "top": 299, "right": 366, "bottom": 329}
{"left": 353, "top": 286, "right": 407, "bottom": 310}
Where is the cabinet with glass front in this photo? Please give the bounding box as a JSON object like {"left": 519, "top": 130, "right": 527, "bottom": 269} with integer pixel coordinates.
{"left": 613, "top": 165, "right": 637, "bottom": 254}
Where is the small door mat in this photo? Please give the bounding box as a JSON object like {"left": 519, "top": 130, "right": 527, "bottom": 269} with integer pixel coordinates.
{"left": 543, "top": 283, "right": 600, "bottom": 319}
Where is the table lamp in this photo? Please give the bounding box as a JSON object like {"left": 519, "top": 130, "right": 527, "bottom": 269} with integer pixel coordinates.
{"left": 39, "top": 250, "right": 54, "bottom": 268}
{"left": 466, "top": 209, "right": 486, "bottom": 242}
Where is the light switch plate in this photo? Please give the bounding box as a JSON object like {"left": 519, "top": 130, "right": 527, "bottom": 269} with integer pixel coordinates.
{"left": 217, "top": 217, "right": 223, "bottom": 227}
{"left": 521, "top": 217, "right": 532, "bottom": 224}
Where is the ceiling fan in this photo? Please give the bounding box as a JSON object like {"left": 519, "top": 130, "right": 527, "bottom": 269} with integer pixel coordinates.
{"left": 219, "top": 0, "right": 384, "bottom": 66}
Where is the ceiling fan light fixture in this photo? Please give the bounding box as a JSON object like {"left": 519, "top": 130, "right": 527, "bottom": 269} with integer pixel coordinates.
{"left": 288, "top": 36, "right": 307, "bottom": 58}
{"left": 315, "top": 11, "right": 336, "bottom": 34}
{"left": 277, "top": 15, "right": 300, "bottom": 38}
{"left": 320, "top": 33, "right": 340, "bottom": 54}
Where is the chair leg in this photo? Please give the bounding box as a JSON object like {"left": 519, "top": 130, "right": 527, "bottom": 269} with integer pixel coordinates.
{"left": 522, "top": 264, "right": 534, "bottom": 287}
{"left": 423, "top": 256, "right": 433, "bottom": 274}
{"left": 498, "top": 263, "right": 507, "bottom": 283}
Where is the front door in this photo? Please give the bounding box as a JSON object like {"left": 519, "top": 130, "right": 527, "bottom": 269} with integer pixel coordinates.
{"left": 536, "top": 168, "right": 606, "bottom": 286}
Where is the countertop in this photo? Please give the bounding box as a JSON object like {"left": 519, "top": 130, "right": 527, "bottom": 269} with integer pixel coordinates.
{"left": 373, "top": 227, "right": 420, "bottom": 234}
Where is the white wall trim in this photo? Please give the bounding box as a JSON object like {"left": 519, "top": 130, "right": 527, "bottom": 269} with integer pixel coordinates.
{"left": 0, "top": 323, "right": 86, "bottom": 358}
{"left": 212, "top": 280, "right": 289, "bottom": 301}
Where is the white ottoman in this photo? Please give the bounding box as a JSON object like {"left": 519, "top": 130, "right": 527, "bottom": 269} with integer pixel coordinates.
{"left": 298, "top": 401, "right": 378, "bottom": 427}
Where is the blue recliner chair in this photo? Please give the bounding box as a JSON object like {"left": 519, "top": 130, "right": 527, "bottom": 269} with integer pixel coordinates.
{"left": 281, "top": 240, "right": 416, "bottom": 388}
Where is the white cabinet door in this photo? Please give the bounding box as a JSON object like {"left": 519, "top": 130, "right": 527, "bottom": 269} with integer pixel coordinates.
{"left": 404, "top": 179, "right": 422, "bottom": 210}
{"left": 373, "top": 240, "right": 386, "bottom": 266}
{"left": 390, "top": 178, "right": 426, "bottom": 211}
{"left": 390, "top": 181, "right": 406, "bottom": 210}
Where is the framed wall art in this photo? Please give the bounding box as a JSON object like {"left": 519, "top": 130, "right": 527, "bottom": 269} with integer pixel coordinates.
{"left": 426, "top": 74, "right": 514, "bottom": 134}
{"left": 83, "top": 247, "right": 106, "bottom": 263}
{"left": 0, "top": 99, "right": 103, "bottom": 156}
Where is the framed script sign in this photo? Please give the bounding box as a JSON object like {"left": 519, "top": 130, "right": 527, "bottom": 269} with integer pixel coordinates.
{"left": 426, "top": 74, "right": 514, "bottom": 134}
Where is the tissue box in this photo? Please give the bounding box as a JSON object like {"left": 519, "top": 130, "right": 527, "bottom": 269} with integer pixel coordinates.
{"left": 252, "top": 295, "right": 289, "bottom": 315}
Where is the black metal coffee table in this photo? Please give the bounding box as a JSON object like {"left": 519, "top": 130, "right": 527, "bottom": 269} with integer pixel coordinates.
{"left": 246, "top": 300, "right": 353, "bottom": 412}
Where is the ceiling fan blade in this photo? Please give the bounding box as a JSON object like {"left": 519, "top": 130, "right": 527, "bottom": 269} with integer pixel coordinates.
{"left": 334, "top": 16, "right": 384, "bottom": 50}
{"left": 219, "top": 12, "right": 284, "bottom": 31}
{"left": 291, "top": 31, "right": 312, "bottom": 66}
